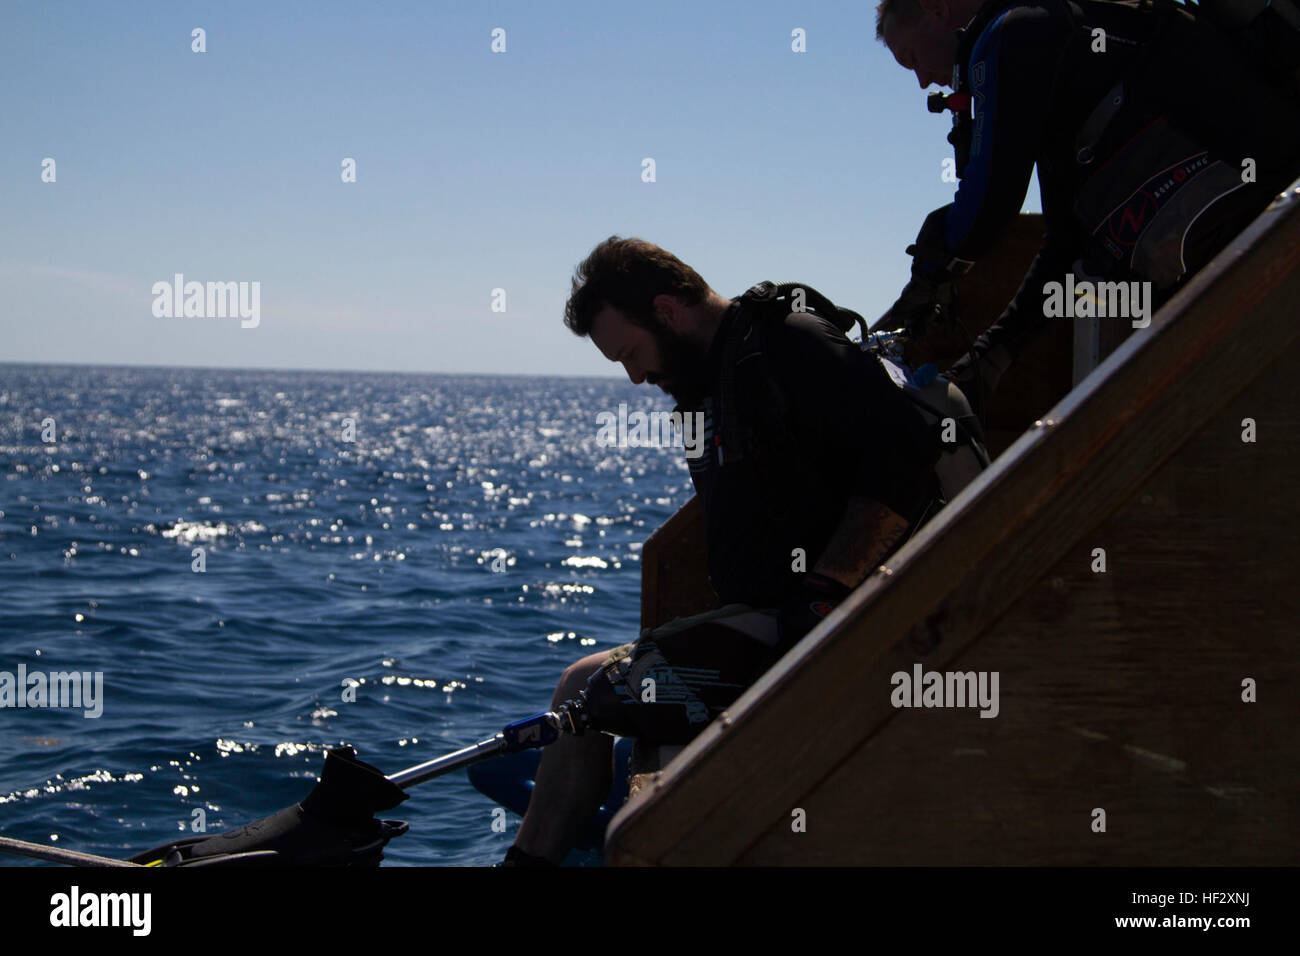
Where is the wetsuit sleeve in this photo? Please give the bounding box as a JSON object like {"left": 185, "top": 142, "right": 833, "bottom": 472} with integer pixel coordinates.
{"left": 942, "top": 4, "right": 1074, "bottom": 259}
{"left": 762, "top": 311, "right": 938, "bottom": 521}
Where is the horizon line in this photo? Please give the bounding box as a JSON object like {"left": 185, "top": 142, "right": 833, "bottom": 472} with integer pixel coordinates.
{"left": 0, "top": 359, "right": 629, "bottom": 383}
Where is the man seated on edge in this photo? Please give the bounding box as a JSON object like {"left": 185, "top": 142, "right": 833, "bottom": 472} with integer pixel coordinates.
{"left": 502, "top": 236, "right": 975, "bottom": 865}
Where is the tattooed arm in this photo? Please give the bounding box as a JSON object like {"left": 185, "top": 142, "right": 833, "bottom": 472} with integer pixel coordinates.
{"left": 763, "top": 311, "right": 933, "bottom": 596}
{"left": 772, "top": 495, "right": 912, "bottom": 653}
{"left": 813, "top": 496, "right": 911, "bottom": 590}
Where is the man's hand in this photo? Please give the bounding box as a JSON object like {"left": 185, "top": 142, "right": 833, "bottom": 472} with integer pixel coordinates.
{"left": 774, "top": 499, "right": 912, "bottom": 653}
{"left": 888, "top": 274, "right": 955, "bottom": 340}
{"left": 776, "top": 572, "right": 852, "bottom": 655}
{"left": 887, "top": 205, "right": 969, "bottom": 340}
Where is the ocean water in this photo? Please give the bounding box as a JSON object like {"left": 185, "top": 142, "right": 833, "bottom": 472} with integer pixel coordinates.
{"left": 0, "top": 364, "right": 691, "bottom": 867}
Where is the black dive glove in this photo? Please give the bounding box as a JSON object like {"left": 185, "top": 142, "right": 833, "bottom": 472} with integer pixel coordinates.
{"left": 947, "top": 342, "right": 1013, "bottom": 406}
{"left": 889, "top": 274, "right": 955, "bottom": 341}
{"left": 887, "top": 205, "right": 972, "bottom": 340}
{"left": 775, "top": 572, "right": 853, "bottom": 655}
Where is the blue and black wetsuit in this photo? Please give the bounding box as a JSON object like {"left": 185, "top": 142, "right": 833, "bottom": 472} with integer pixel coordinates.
{"left": 933, "top": 0, "right": 1300, "bottom": 364}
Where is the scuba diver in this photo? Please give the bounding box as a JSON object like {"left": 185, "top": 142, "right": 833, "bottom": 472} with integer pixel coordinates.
{"left": 876, "top": 0, "right": 1300, "bottom": 402}
{"left": 499, "top": 237, "right": 988, "bottom": 865}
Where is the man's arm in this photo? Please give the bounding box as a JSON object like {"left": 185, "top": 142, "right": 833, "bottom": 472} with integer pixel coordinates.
{"left": 897, "top": 5, "right": 1076, "bottom": 367}
{"left": 949, "top": 212, "right": 1077, "bottom": 388}
{"left": 943, "top": 5, "right": 1072, "bottom": 261}
{"left": 774, "top": 495, "right": 912, "bottom": 654}
{"left": 812, "top": 496, "right": 910, "bottom": 590}
{"left": 764, "top": 313, "right": 934, "bottom": 651}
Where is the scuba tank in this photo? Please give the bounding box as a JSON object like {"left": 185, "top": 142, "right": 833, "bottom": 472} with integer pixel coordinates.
{"left": 933, "top": 0, "right": 1300, "bottom": 290}
{"left": 863, "top": 328, "right": 991, "bottom": 502}
{"left": 727, "top": 282, "right": 990, "bottom": 503}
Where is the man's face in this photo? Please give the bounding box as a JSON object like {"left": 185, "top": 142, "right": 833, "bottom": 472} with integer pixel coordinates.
{"left": 883, "top": 12, "right": 959, "bottom": 90}
{"left": 589, "top": 305, "right": 712, "bottom": 408}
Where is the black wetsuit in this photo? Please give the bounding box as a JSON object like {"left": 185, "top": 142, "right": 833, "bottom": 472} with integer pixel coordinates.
{"left": 582, "top": 302, "right": 943, "bottom": 746}
{"left": 937, "top": 0, "right": 1300, "bottom": 363}
{"left": 681, "top": 302, "right": 940, "bottom": 608}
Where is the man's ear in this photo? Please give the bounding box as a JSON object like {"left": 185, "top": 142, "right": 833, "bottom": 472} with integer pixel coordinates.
{"left": 652, "top": 293, "right": 684, "bottom": 333}
{"left": 917, "top": 0, "right": 950, "bottom": 22}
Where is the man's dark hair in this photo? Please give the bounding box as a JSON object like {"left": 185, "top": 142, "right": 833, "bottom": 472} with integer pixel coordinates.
{"left": 876, "top": 0, "right": 924, "bottom": 39}
{"left": 563, "top": 237, "right": 710, "bottom": 337}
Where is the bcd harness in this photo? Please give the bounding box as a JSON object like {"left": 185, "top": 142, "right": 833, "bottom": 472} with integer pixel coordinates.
{"left": 929, "top": 0, "right": 1300, "bottom": 289}
{"left": 716, "top": 281, "right": 990, "bottom": 521}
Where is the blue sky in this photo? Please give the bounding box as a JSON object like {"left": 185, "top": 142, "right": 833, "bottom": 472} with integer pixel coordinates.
{"left": 2, "top": 0, "right": 1040, "bottom": 377}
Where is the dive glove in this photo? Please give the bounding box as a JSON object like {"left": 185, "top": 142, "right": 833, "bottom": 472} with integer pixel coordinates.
{"left": 889, "top": 273, "right": 956, "bottom": 340}
{"left": 775, "top": 572, "right": 853, "bottom": 655}
{"left": 888, "top": 205, "right": 973, "bottom": 340}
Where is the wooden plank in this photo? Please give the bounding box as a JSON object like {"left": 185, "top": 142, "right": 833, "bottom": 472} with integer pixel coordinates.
{"left": 737, "top": 370, "right": 1299, "bottom": 863}
{"left": 639, "top": 494, "right": 711, "bottom": 630}
{"left": 606, "top": 181, "right": 1300, "bottom": 865}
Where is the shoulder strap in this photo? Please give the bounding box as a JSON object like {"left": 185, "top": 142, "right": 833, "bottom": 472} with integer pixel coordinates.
{"left": 738, "top": 281, "right": 869, "bottom": 340}
{"left": 718, "top": 281, "right": 860, "bottom": 466}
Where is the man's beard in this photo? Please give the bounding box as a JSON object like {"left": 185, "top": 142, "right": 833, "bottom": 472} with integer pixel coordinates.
{"left": 646, "top": 323, "right": 712, "bottom": 409}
